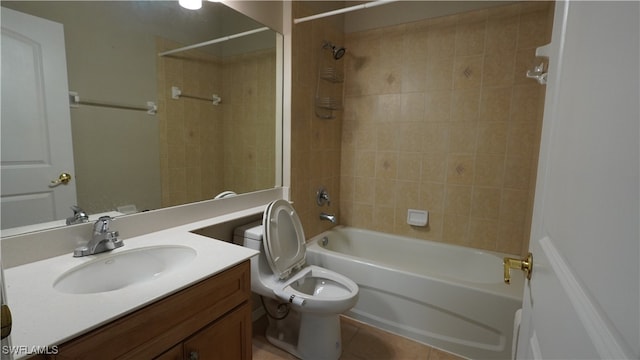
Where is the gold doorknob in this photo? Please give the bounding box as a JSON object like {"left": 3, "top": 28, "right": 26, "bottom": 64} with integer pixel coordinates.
{"left": 51, "top": 172, "right": 72, "bottom": 185}
{"left": 504, "top": 252, "right": 533, "bottom": 284}
{"left": 1, "top": 304, "right": 12, "bottom": 339}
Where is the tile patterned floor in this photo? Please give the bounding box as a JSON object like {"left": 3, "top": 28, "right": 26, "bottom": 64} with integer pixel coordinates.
{"left": 252, "top": 316, "right": 467, "bottom": 360}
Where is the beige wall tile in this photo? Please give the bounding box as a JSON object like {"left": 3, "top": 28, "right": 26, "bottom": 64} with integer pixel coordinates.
{"left": 518, "top": 10, "right": 551, "bottom": 50}
{"left": 355, "top": 150, "right": 376, "bottom": 177}
{"left": 476, "top": 122, "right": 508, "bottom": 154}
{"left": 483, "top": 54, "right": 516, "bottom": 87}
{"left": 479, "top": 87, "right": 512, "bottom": 122}
{"left": 470, "top": 186, "right": 502, "bottom": 220}
{"left": 401, "top": 93, "right": 427, "bottom": 122}
{"left": 511, "top": 84, "right": 543, "bottom": 122}
{"left": 354, "top": 177, "right": 376, "bottom": 205}
{"left": 352, "top": 203, "right": 373, "bottom": 228}
{"left": 497, "top": 221, "right": 524, "bottom": 255}
{"left": 486, "top": 16, "right": 518, "bottom": 54}
{"left": 506, "top": 122, "right": 537, "bottom": 158}
{"left": 397, "top": 152, "right": 423, "bottom": 181}
{"left": 421, "top": 123, "right": 450, "bottom": 154}
{"left": 449, "top": 122, "right": 478, "bottom": 154}
{"left": 504, "top": 156, "right": 532, "bottom": 190}
{"left": 475, "top": 154, "right": 506, "bottom": 187}
{"left": 425, "top": 58, "right": 454, "bottom": 90}
{"left": 375, "top": 178, "right": 397, "bottom": 207}
{"left": 455, "top": 20, "right": 487, "bottom": 57}
{"left": 443, "top": 215, "right": 470, "bottom": 245}
{"left": 427, "top": 23, "right": 456, "bottom": 59}
{"left": 375, "top": 151, "right": 399, "bottom": 179}
{"left": 395, "top": 180, "right": 421, "bottom": 209}
{"left": 453, "top": 55, "right": 484, "bottom": 89}
{"left": 372, "top": 205, "right": 396, "bottom": 232}
{"left": 421, "top": 153, "right": 447, "bottom": 183}
{"left": 500, "top": 188, "right": 529, "bottom": 225}
{"left": 425, "top": 91, "right": 452, "bottom": 122}
{"left": 468, "top": 218, "right": 499, "bottom": 250}
{"left": 323, "top": 2, "right": 551, "bottom": 253}
{"left": 451, "top": 89, "right": 480, "bottom": 122}
{"left": 376, "top": 122, "right": 399, "bottom": 151}
{"left": 444, "top": 184, "right": 472, "bottom": 216}
{"left": 446, "top": 154, "right": 475, "bottom": 185}
{"left": 398, "top": 123, "right": 427, "bottom": 153}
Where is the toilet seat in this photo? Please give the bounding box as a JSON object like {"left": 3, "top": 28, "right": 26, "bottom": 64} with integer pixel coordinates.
{"left": 273, "top": 265, "right": 359, "bottom": 313}
{"left": 263, "top": 199, "right": 306, "bottom": 280}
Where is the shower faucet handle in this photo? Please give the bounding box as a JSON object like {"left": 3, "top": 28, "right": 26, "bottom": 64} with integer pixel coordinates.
{"left": 316, "top": 187, "right": 331, "bottom": 206}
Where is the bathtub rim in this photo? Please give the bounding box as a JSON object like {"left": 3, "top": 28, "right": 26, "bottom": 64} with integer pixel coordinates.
{"left": 306, "top": 225, "right": 525, "bottom": 301}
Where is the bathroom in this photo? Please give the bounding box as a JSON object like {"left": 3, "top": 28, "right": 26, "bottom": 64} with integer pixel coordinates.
{"left": 1, "top": 1, "right": 638, "bottom": 360}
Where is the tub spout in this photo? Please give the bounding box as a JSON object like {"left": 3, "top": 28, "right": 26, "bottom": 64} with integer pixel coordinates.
{"left": 319, "top": 212, "right": 336, "bottom": 223}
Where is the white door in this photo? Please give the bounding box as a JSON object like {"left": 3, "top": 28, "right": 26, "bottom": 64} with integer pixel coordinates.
{"left": 1, "top": 7, "right": 77, "bottom": 230}
{"left": 516, "top": 1, "right": 638, "bottom": 359}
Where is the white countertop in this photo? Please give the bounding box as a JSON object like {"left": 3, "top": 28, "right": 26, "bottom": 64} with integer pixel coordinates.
{"left": 4, "top": 208, "right": 262, "bottom": 358}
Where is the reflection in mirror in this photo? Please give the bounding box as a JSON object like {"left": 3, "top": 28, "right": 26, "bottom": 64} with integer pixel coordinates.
{"left": 1, "top": 1, "right": 282, "bottom": 236}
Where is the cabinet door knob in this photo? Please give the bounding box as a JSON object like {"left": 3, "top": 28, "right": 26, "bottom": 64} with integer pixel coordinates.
{"left": 188, "top": 351, "right": 199, "bottom": 360}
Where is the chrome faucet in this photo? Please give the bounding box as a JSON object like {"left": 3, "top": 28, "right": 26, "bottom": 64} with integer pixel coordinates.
{"left": 74, "top": 216, "right": 123, "bottom": 257}
{"left": 319, "top": 212, "right": 336, "bottom": 223}
{"left": 66, "top": 205, "right": 89, "bottom": 225}
{"left": 316, "top": 187, "right": 331, "bottom": 206}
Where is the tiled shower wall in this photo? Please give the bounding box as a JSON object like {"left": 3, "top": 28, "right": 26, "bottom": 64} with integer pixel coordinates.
{"left": 157, "top": 39, "right": 276, "bottom": 207}
{"left": 339, "top": 2, "right": 554, "bottom": 255}
{"left": 290, "top": 2, "right": 345, "bottom": 237}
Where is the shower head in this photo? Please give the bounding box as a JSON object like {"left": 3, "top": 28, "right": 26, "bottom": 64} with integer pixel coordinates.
{"left": 323, "top": 41, "right": 346, "bottom": 60}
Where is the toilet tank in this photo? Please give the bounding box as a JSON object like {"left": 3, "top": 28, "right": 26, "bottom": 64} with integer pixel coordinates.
{"left": 233, "top": 221, "right": 263, "bottom": 250}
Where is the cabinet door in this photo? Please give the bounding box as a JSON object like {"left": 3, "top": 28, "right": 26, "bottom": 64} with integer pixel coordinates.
{"left": 184, "top": 302, "right": 252, "bottom": 360}
{"left": 154, "top": 343, "right": 183, "bottom": 360}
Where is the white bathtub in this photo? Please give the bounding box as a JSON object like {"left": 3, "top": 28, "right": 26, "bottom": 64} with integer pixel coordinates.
{"left": 305, "top": 226, "right": 524, "bottom": 360}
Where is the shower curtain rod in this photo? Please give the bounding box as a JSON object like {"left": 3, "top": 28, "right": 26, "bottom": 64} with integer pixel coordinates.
{"left": 294, "top": 0, "right": 399, "bottom": 24}
{"left": 158, "top": 26, "right": 270, "bottom": 57}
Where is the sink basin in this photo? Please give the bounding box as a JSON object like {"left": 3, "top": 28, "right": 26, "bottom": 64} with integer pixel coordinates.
{"left": 53, "top": 245, "right": 197, "bottom": 294}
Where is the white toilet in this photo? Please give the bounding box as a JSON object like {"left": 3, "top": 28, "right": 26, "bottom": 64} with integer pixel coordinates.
{"left": 234, "top": 199, "right": 358, "bottom": 360}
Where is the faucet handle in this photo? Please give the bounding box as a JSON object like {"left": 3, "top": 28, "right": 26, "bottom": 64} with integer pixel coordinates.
{"left": 93, "top": 216, "right": 113, "bottom": 234}
{"left": 316, "top": 187, "right": 331, "bottom": 206}
{"left": 66, "top": 205, "right": 89, "bottom": 225}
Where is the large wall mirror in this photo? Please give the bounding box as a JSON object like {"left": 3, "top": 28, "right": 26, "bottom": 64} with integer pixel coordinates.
{"left": 1, "top": 1, "right": 283, "bottom": 235}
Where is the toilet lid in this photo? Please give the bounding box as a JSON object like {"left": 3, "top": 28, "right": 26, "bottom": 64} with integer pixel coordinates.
{"left": 263, "top": 199, "right": 306, "bottom": 279}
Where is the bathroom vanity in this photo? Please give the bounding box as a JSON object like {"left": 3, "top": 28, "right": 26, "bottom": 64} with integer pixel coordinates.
{"left": 43, "top": 261, "right": 251, "bottom": 360}
{"left": 3, "top": 205, "right": 266, "bottom": 360}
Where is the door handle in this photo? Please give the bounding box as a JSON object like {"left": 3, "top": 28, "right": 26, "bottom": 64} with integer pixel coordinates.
{"left": 1, "top": 304, "right": 11, "bottom": 339}
{"left": 50, "top": 172, "right": 72, "bottom": 186}
{"left": 503, "top": 252, "right": 533, "bottom": 284}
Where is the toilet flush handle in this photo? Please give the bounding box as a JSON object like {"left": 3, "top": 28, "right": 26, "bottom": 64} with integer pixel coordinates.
{"left": 275, "top": 289, "right": 306, "bottom": 306}
{"left": 289, "top": 295, "right": 306, "bottom": 306}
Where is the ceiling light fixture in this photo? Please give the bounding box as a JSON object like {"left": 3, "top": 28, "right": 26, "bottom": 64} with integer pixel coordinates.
{"left": 179, "top": 0, "right": 202, "bottom": 10}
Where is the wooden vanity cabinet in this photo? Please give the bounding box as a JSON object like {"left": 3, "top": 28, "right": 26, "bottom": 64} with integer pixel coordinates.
{"left": 44, "top": 261, "right": 251, "bottom": 360}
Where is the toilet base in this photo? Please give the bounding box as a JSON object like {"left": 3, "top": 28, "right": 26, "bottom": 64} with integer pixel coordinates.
{"left": 298, "top": 312, "right": 342, "bottom": 360}
{"left": 263, "top": 301, "right": 343, "bottom": 360}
